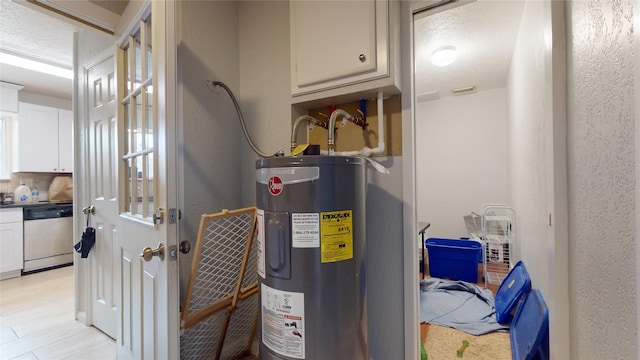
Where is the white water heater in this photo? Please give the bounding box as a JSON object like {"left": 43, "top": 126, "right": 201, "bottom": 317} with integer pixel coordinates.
{"left": 256, "top": 155, "right": 367, "bottom": 360}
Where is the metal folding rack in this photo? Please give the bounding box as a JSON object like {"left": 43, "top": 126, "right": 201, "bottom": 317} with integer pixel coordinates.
{"left": 481, "top": 204, "right": 516, "bottom": 287}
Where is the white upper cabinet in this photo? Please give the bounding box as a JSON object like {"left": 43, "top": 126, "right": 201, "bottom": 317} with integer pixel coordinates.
{"left": 290, "top": 0, "right": 400, "bottom": 104}
{"left": 0, "top": 82, "right": 23, "bottom": 113}
{"left": 57, "top": 109, "right": 73, "bottom": 172}
{"left": 14, "top": 102, "right": 73, "bottom": 173}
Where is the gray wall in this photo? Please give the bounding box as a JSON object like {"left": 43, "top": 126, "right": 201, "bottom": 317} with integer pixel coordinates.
{"left": 177, "top": 0, "right": 244, "bottom": 297}
{"left": 567, "top": 0, "right": 637, "bottom": 358}
{"left": 238, "top": 1, "right": 292, "bottom": 206}
{"left": 364, "top": 157, "right": 405, "bottom": 360}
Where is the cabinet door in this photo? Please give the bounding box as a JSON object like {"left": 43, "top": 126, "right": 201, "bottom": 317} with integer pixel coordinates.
{"left": 290, "top": 0, "right": 389, "bottom": 96}
{"left": 0, "top": 221, "right": 24, "bottom": 274}
{"left": 57, "top": 109, "right": 73, "bottom": 172}
{"left": 15, "top": 102, "right": 59, "bottom": 172}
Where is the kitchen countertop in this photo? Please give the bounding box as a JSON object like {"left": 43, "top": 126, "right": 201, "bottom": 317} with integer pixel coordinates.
{"left": 0, "top": 201, "right": 73, "bottom": 209}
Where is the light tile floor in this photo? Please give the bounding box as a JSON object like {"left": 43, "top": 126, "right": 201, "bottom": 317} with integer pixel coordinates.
{"left": 0, "top": 266, "right": 115, "bottom": 360}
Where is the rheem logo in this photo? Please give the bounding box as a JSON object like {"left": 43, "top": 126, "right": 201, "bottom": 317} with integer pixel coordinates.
{"left": 268, "top": 176, "right": 283, "bottom": 196}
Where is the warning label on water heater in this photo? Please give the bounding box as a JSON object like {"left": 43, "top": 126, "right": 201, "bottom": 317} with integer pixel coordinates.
{"left": 261, "top": 284, "right": 305, "bottom": 359}
{"left": 292, "top": 213, "right": 320, "bottom": 248}
{"left": 256, "top": 209, "right": 265, "bottom": 279}
{"left": 320, "top": 210, "right": 353, "bottom": 263}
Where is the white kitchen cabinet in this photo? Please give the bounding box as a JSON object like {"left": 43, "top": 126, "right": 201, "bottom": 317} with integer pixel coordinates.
{"left": 13, "top": 102, "right": 73, "bottom": 173}
{"left": 57, "top": 109, "right": 73, "bottom": 172}
{"left": 290, "top": 0, "right": 400, "bottom": 104}
{"left": 0, "top": 208, "right": 23, "bottom": 279}
{"left": 0, "top": 82, "right": 23, "bottom": 113}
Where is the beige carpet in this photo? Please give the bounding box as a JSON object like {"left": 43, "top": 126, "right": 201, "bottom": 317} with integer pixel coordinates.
{"left": 422, "top": 323, "right": 511, "bottom": 360}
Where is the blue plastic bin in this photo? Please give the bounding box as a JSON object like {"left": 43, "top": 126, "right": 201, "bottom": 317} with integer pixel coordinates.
{"left": 495, "top": 261, "right": 532, "bottom": 324}
{"left": 510, "top": 289, "right": 549, "bottom": 360}
{"left": 425, "top": 238, "right": 482, "bottom": 283}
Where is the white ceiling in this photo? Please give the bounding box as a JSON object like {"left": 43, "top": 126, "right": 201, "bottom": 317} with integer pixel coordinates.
{"left": 1, "top": 0, "right": 524, "bottom": 102}
{"left": 414, "top": 0, "right": 525, "bottom": 101}
{"left": 0, "top": 0, "right": 76, "bottom": 99}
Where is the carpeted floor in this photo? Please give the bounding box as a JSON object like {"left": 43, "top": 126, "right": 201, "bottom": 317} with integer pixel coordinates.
{"left": 421, "top": 323, "right": 511, "bottom": 360}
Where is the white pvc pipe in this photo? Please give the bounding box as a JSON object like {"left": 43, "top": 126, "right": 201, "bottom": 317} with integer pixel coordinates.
{"left": 371, "top": 90, "right": 386, "bottom": 155}
{"left": 332, "top": 91, "right": 386, "bottom": 157}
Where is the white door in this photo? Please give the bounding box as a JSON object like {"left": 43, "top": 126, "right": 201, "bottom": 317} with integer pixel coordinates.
{"left": 85, "top": 50, "right": 119, "bottom": 339}
{"left": 116, "top": 2, "right": 179, "bottom": 358}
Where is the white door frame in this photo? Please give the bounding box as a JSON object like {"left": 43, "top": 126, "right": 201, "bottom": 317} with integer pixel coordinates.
{"left": 400, "top": 1, "right": 569, "bottom": 359}
{"left": 73, "top": 34, "right": 90, "bottom": 326}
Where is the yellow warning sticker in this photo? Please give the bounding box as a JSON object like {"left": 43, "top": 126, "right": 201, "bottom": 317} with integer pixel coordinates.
{"left": 320, "top": 210, "right": 353, "bottom": 263}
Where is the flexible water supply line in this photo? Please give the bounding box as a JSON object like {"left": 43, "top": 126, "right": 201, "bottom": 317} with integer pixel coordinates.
{"left": 332, "top": 91, "right": 386, "bottom": 157}
{"left": 327, "top": 109, "right": 356, "bottom": 155}
{"left": 207, "top": 80, "right": 283, "bottom": 158}
{"left": 291, "top": 115, "right": 326, "bottom": 152}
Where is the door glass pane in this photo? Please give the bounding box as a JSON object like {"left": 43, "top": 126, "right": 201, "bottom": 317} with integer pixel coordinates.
{"left": 134, "top": 156, "right": 142, "bottom": 215}
{"left": 125, "top": 158, "right": 132, "bottom": 213}
{"left": 146, "top": 89, "right": 153, "bottom": 148}
{"left": 146, "top": 152, "right": 154, "bottom": 218}
{"left": 120, "top": 14, "right": 154, "bottom": 220}
{"left": 133, "top": 94, "right": 142, "bottom": 153}
{"left": 145, "top": 19, "right": 152, "bottom": 81}
{"left": 124, "top": 103, "right": 132, "bottom": 155}
{"left": 133, "top": 28, "right": 142, "bottom": 90}
{"left": 125, "top": 45, "right": 132, "bottom": 93}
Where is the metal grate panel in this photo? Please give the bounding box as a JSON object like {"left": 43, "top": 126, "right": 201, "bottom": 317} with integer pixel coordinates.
{"left": 180, "top": 310, "right": 226, "bottom": 359}
{"left": 240, "top": 227, "right": 259, "bottom": 290}
{"left": 180, "top": 207, "right": 259, "bottom": 360}
{"left": 220, "top": 295, "right": 259, "bottom": 359}
{"left": 187, "top": 213, "right": 255, "bottom": 314}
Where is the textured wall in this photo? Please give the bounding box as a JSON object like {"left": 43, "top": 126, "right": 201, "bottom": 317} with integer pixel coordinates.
{"left": 567, "top": 0, "right": 636, "bottom": 358}
{"left": 507, "top": 0, "right": 553, "bottom": 304}
{"left": 416, "top": 87, "right": 508, "bottom": 239}
{"left": 238, "top": 1, "right": 292, "bottom": 207}
{"left": 177, "top": 1, "right": 243, "bottom": 298}
{"left": 364, "top": 156, "right": 405, "bottom": 360}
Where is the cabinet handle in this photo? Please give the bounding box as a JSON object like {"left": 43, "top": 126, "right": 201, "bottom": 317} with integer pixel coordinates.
{"left": 359, "top": 54, "right": 366, "bottom": 62}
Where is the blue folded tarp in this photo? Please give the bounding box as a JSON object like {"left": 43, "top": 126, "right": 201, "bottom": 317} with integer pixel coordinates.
{"left": 419, "top": 277, "right": 509, "bottom": 335}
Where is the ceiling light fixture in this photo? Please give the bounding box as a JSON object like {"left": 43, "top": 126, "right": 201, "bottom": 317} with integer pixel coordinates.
{"left": 431, "top": 46, "right": 457, "bottom": 67}
{"left": 0, "top": 50, "right": 73, "bottom": 79}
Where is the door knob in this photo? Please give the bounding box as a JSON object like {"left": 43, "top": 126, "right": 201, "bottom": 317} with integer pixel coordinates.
{"left": 140, "top": 242, "right": 164, "bottom": 261}
{"left": 179, "top": 240, "right": 191, "bottom": 254}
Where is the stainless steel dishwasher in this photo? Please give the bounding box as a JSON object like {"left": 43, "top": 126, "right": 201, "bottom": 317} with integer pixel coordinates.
{"left": 23, "top": 202, "right": 73, "bottom": 273}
